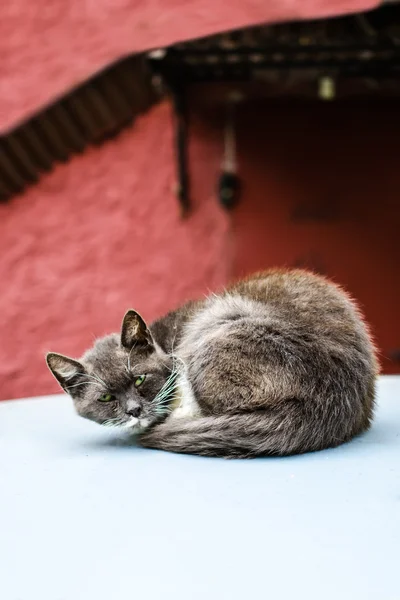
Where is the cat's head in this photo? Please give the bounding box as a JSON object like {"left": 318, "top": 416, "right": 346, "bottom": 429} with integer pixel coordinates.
{"left": 46, "top": 310, "right": 176, "bottom": 432}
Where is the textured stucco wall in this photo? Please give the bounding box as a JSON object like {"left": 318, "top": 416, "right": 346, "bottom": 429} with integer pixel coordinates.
{"left": 0, "top": 101, "right": 230, "bottom": 400}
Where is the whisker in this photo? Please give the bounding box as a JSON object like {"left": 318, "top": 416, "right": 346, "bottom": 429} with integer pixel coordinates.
{"left": 87, "top": 372, "right": 107, "bottom": 387}
{"left": 152, "top": 373, "right": 178, "bottom": 401}
{"left": 151, "top": 360, "right": 183, "bottom": 413}
{"left": 69, "top": 372, "right": 107, "bottom": 387}
{"left": 127, "top": 342, "right": 138, "bottom": 372}
{"left": 158, "top": 357, "right": 173, "bottom": 372}
{"left": 65, "top": 381, "right": 103, "bottom": 390}
{"left": 170, "top": 326, "right": 180, "bottom": 356}
{"left": 127, "top": 361, "right": 144, "bottom": 375}
{"left": 103, "top": 417, "right": 126, "bottom": 428}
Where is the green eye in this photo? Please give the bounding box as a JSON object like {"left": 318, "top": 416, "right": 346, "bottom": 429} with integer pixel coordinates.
{"left": 98, "top": 393, "right": 115, "bottom": 403}
{"left": 134, "top": 375, "right": 146, "bottom": 388}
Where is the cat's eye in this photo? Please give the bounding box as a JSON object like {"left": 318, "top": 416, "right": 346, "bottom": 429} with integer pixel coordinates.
{"left": 134, "top": 375, "right": 146, "bottom": 388}
{"left": 98, "top": 393, "right": 115, "bottom": 403}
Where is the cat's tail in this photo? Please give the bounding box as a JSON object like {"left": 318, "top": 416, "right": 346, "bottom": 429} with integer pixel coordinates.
{"left": 139, "top": 401, "right": 359, "bottom": 458}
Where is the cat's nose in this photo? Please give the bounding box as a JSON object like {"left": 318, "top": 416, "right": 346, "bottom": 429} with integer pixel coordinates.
{"left": 126, "top": 406, "right": 141, "bottom": 418}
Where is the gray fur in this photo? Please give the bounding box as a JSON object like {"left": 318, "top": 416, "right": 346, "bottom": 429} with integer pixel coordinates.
{"left": 46, "top": 270, "right": 378, "bottom": 458}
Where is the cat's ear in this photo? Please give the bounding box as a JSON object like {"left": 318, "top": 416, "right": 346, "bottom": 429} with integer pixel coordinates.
{"left": 46, "top": 352, "right": 85, "bottom": 392}
{"left": 121, "top": 310, "right": 154, "bottom": 350}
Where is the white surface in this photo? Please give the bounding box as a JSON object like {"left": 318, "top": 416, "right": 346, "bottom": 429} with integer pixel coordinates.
{"left": 0, "top": 377, "right": 399, "bottom": 600}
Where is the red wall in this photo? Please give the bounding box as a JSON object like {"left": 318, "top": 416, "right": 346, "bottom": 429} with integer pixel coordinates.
{"left": 0, "top": 101, "right": 229, "bottom": 400}
{"left": 232, "top": 98, "right": 400, "bottom": 374}
{"left": 2, "top": 94, "right": 399, "bottom": 401}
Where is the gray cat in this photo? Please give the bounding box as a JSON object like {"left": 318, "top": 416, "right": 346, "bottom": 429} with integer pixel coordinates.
{"left": 46, "top": 269, "right": 378, "bottom": 458}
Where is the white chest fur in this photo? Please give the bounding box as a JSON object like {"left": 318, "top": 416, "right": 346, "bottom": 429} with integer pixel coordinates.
{"left": 169, "top": 372, "right": 200, "bottom": 420}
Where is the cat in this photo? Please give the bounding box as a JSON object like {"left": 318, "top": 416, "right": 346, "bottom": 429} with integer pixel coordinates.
{"left": 46, "top": 269, "right": 378, "bottom": 458}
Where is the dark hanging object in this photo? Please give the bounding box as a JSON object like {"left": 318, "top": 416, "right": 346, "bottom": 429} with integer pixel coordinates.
{"left": 171, "top": 85, "right": 190, "bottom": 217}
{"left": 218, "top": 95, "right": 241, "bottom": 210}
{"left": 218, "top": 171, "right": 241, "bottom": 210}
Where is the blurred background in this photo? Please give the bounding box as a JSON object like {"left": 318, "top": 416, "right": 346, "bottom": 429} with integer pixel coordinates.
{"left": 1, "top": 0, "right": 399, "bottom": 401}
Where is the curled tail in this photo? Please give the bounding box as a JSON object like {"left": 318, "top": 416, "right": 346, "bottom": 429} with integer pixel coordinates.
{"left": 139, "top": 401, "right": 360, "bottom": 458}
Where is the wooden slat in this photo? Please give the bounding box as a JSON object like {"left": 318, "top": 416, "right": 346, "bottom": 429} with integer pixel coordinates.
{"left": 18, "top": 123, "right": 54, "bottom": 171}
{"left": 0, "top": 55, "right": 157, "bottom": 202}
{"left": 50, "top": 104, "right": 87, "bottom": 153}
{"left": 4, "top": 133, "right": 39, "bottom": 183}
{"left": 34, "top": 113, "right": 71, "bottom": 161}
{"left": 0, "top": 143, "right": 26, "bottom": 193}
